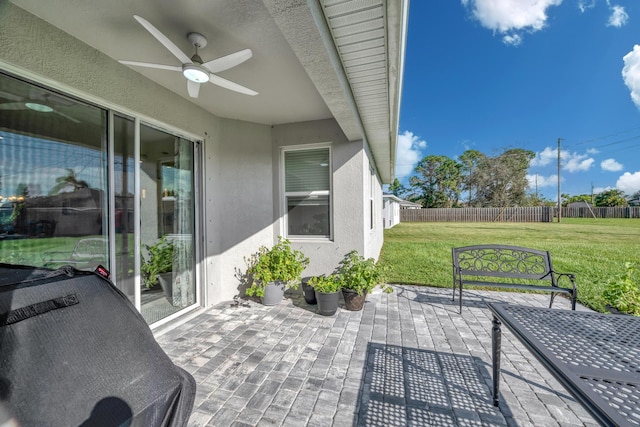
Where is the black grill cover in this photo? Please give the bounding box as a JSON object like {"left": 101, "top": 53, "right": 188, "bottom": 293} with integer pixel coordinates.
{"left": 0, "top": 264, "right": 195, "bottom": 427}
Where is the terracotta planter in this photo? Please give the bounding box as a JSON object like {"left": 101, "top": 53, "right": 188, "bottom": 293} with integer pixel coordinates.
{"left": 301, "top": 277, "right": 317, "bottom": 305}
{"left": 261, "top": 281, "right": 285, "bottom": 306}
{"left": 315, "top": 290, "right": 340, "bottom": 316}
{"left": 342, "top": 288, "right": 366, "bottom": 311}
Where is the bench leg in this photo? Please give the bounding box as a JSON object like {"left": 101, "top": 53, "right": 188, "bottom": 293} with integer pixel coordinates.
{"left": 548, "top": 292, "right": 556, "bottom": 308}
{"left": 492, "top": 314, "right": 502, "bottom": 406}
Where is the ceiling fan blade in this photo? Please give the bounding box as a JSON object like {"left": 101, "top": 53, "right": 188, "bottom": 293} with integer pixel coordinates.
{"left": 0, "top": 102, "right": 26, "bottom": 110}
{"left": 203, "top": 49, "right": 253, "bottom": 73}
{"left": 54, "top": 110, "right": 81, "bottom": 124}
{"left": 0, "top": 90, "right": 24, "bottom": 102}
{"left": 119, "top": 60, "right": 182, "bottom": 72}
{"left": 208, "top": 74, "right": 258, "bottom": 96}
{"left": 187, "top": 80, "right": 200, "bottom": 98}
{"left": 133, "top": 15, "right": 191, "bottom": 64}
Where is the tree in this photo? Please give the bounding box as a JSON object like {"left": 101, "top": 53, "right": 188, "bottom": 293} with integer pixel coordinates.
{"left": 409, "top": 155, "right": 462, "bottom": 208}
{"left": 458, "top": 149, "right": 485, "bottom": 204}
{"left": 388, "top": 178, "right": 407, "bottom": 198}
{"left": 595, "top": 189, "right": 628, "bottom": 207}
{"left": 465, "top": 148, "right": 534, "bottom": 207}
{"left": 48, "top": 168, "right": 90, "bottom": 195}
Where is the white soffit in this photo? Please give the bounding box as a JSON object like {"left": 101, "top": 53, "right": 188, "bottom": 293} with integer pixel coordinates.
{"left": 319, "top": 0, "right": 407, "bottom": 183}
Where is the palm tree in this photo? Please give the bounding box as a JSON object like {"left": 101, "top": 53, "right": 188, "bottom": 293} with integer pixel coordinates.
{"left": 48, "top": 168, "right": 90, "bottom": 195}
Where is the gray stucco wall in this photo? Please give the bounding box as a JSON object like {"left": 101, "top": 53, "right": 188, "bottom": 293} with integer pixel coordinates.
{"left": 271, "top": 119, "right": 369, "bottom": 276}
{"left": 0, "top": 2, "right": 386, "bottom": 307}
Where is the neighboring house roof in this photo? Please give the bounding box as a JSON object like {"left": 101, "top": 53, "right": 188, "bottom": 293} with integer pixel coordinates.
{"left": 383, "top": 194, "right": 420, "bottom": 208}
{"left": 400, "top": 200, "right": 422, "bottom": 209}
{"left": 629, "top": 198, "right": 640, "bottom": 206}
{"left": 6, "top": 0, "right": 408, "bottom": 183}
{"left": 383, "top": 194, "right": 404, "bottom": 203}
{"left": 566, "top": 201, "right": 593, "bottom": 208}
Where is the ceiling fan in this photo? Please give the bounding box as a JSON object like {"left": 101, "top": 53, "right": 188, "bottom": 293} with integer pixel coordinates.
{"left": 0, "top": 90, "right": 80, "bottom": 123}
{"left": 119, "top": 15, "right": 258, "bottom": 98}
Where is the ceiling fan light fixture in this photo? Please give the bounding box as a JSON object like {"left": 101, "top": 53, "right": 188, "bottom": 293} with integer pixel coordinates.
{"left": 182, "top": 64, "right": 209, "bottom": 83}
{"left": 25, "top": 102, "right": 53, "bottom": 113}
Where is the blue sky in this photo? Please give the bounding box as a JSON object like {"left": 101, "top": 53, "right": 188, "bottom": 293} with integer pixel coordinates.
{"left": 398, "top": 0, "right": 640, "bottom": 200}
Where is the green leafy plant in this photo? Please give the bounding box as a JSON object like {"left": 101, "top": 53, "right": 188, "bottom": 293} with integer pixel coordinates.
{"left": 245, "top": 237, "right": 309, "bottom": 297}
{"left": 308, "top": 274, "right": 342, "bottom": 294}
{"left": 141, "top": 236, "right": 175, "bottom": 288}
{"left": 337, "top": 250, "right": 392, "bottom": 295}
{"left": 601, "top": 261, "right": 640, "bottom": 316}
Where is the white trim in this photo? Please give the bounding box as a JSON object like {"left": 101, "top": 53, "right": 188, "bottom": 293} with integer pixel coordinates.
{"left": 280, "top": 144, "right": 333, "bottom": 241}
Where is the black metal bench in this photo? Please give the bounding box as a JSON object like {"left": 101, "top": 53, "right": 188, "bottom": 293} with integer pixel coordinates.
{"left": 452, "top": 245, "right": 577, "bottom": 312}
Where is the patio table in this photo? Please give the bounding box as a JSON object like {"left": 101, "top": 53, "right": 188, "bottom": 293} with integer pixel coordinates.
{"left": 488, "top": 303, "right": 640, "bottom": 427}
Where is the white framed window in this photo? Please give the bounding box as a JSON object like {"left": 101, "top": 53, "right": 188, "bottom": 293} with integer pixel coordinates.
{"left": 283, "top": 147, "right": 331, "bottom": 239}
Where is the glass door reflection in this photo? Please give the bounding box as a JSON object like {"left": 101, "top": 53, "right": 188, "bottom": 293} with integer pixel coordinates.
{"left": 139, "top": 124, "right": 196, "bottom": 324}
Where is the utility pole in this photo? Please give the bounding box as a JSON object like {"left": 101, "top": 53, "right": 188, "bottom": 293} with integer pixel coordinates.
{"left": 557, "top": 138, "right": 563, "bottom": 223}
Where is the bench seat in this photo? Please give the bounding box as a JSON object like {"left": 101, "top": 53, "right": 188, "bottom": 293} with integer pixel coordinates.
{"left": 452, "top": 245, "right": 577, "bottom": 312}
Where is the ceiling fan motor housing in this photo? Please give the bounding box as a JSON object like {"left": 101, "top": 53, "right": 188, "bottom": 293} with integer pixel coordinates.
{"left": 187, "top": 32, "right": 207, "bottom": 49}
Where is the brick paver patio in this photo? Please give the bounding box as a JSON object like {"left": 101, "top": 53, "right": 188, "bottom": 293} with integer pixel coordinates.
{"left": 155, "top": 286, "right": 599, "bottom": 426}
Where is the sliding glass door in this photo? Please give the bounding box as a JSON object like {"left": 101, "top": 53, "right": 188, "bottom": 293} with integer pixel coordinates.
{"left": 139, "top": 124, "right": 196, "bottom": 324}
{"left": 0, "top": 71, "right": 200, "bottom": 325}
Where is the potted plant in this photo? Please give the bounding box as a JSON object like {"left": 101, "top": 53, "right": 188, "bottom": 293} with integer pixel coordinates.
{"left": 308, "top": 274, "right": 342, "bottom": 316}
{"left": 141, "top": 235, "right": 175, "bottom": 301}
{"left": 337, "top": 250, "right": 391, "bottom": 311}
{"left": 245, "top": 237, "right": 309, "bottom": 305}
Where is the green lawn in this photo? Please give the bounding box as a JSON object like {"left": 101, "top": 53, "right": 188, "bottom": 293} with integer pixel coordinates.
{"left": 379, "top": 219, "right": 640, "bottom": 312}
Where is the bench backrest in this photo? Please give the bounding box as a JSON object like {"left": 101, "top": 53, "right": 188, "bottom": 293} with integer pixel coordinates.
{"left": 452, "top": 245, "right": 555, "bottom": 283}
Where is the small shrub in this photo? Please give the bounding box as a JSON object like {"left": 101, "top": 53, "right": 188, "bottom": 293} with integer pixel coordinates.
{"left": 601, "top": 261, "right": 640, "bottom": 316}
{"left": 308, "top": 274, "right": 342, "bottom": 294}
{"left": 245, "top": 237, "right": 309, "bottom": 298}
{"left": 337, "top": 250, "right": 392, "bottom": 296}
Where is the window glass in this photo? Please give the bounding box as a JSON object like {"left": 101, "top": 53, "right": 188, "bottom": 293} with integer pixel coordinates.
{"left": 284, "top": 147, "right": 330, "bottom": 238}
{"left": 285, "top": 149, "right": 330, "bottom": 192}
{"left": 0, "top": 73, "right": 108, "bottom": 270}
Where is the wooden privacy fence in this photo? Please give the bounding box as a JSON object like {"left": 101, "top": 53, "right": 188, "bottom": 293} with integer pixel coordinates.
{"left": 561, "top": 206, "right": 640, "bottom": 218}
{"left": 400, "top": 206, "right": 640, "bottom": 222}
{"left": 401, "top": 207, "right": 553, "bottom": 223}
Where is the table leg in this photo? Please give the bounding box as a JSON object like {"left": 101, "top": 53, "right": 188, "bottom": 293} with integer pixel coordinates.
{"left": 492, "top": 314, "right": 502, "bottom": 406}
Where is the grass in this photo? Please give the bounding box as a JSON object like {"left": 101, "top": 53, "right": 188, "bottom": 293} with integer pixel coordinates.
{"left": 378, "top": 218, "right": 640, "bottom": 313}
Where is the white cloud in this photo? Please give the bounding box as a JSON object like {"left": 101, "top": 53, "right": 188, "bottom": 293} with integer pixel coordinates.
{"left": 622, "top": 45, "right": 640, "bottom": 110}
{"left": 530, "top": 146, "right": 595, "bottom": 172}
{"left": 564, "top": 154, "right": 594, "bottom": 172}
{"left": 527, "top": 173, "right": 560, "bottom": 188}
{"left": 601, "top": 158, "right": 623, "bottom": 172}
{"left": 530, "top": 146, "right": 557, "bottom": 167}
{"left": 462, "top": 0, "right": 562, "bottom": 45}
{"left": 578, "top": 0, "right": 596, "bottom": 13}
{"left": 395, "top": 131, "right": 426, "bottom": 179}
{"left": 607, "top": 5, "right": 629, "bottom": 27}
{"left": 616, "top": 171, "right": 640, "bottom": 194}
{"left": 502, "top": 34, "right": 523, "bottom": 46}
{"left": 594, "top": 186, "right": 613, "bottom": 194}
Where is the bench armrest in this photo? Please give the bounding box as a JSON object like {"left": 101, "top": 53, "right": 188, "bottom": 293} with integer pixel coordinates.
{"left": 554, "top": 272, "right": 576, "bottom": 291}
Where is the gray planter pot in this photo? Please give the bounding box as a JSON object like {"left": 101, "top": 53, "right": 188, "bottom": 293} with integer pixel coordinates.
{"left": 301, "top": 277, "right": 317, "bottom": 305}
{"left": 315, "top": 290, "right": 340, "bottom": 316}
{"left": 158, "top": 272, "right": 174, "bottom": 305}
{"left": 261, "top": 281, "right": 285, "bottom": 306}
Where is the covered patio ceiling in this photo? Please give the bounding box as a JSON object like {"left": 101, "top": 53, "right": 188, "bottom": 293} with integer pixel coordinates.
{"left": 7, "top": 0, "right": 407, "bottom": 183}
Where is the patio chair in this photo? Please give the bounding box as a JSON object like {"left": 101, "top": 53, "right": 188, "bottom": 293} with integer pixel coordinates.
{"left": 43, "top": 237, "right": 107, "bottom": 270}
